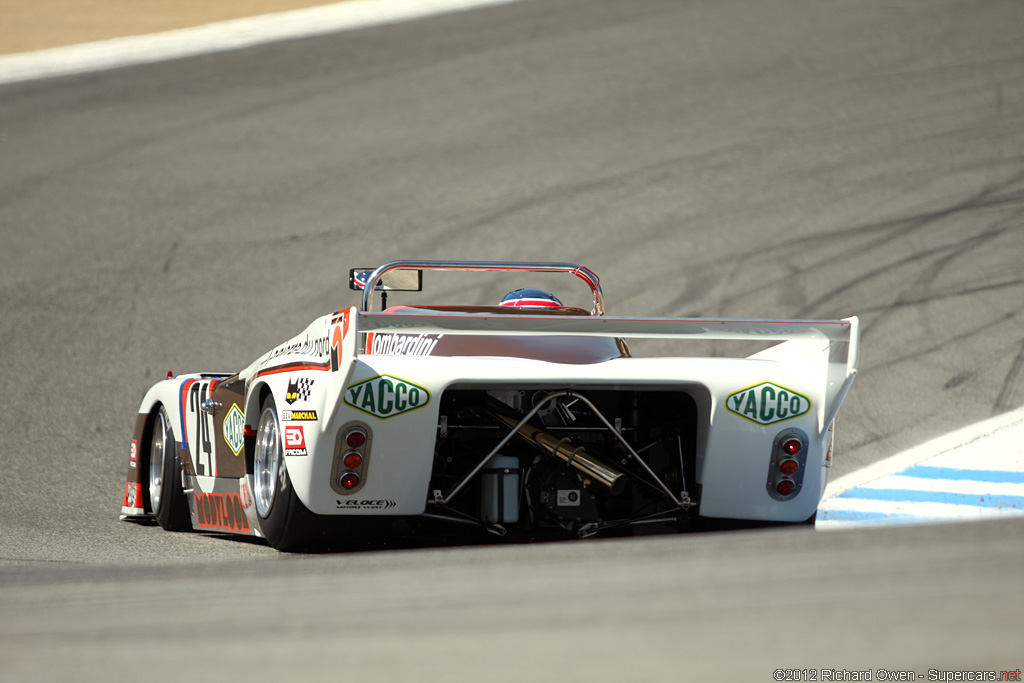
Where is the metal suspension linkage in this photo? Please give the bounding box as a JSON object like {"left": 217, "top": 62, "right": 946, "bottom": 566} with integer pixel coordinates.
{"left": 430, "top": 390, "right": 684, "bottom": 511}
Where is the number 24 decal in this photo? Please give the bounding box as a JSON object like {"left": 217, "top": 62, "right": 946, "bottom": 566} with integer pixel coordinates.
{"left": 186, "top": 381, "right": 214, "bottom": 476}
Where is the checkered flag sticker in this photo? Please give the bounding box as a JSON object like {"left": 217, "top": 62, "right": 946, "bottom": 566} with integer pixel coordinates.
{"left": 285, "top": 377, "right": 314, "bottom": 405}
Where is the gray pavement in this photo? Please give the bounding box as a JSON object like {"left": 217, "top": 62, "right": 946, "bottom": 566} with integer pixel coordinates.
{"left": 1, "top": 0, "right": 1022, "bottom": 678}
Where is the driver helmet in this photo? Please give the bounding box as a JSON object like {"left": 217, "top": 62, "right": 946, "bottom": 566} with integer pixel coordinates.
{"left": 499, "top": 288, "right": 563, "bottom": 308}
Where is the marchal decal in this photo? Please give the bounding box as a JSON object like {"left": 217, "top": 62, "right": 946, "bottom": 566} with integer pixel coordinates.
{"left": 344, "top": 375, "right": 430, "bottom": 419}
{"left": 725, "top": 382, "right": 811, "bottom": 425}
{"left": 222, "top": 404, "right": 245, "bottom": 456}
{"left": 282, "top": 409, "right": 318, "bottom": 421}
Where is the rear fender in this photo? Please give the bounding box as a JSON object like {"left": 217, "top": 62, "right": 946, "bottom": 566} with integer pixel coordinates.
{"left": 241, "top": 308, "right": 359, "bottom": 509}
{"left": 748, "top": 316, "right": 859, "bottom": 434}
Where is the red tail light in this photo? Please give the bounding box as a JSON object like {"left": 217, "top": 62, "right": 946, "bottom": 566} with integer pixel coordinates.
{"left": 775, "top": 479, "right": 795, "bottom": 497}
{"left": 782, "top": 438, "right": 802, "bottom": 456}
{"left": 333, "top": 423, "right": 371, "bottom": 495}
{"left": 346, "top": 430, "right": 366, "bottom": 449}
{"left": 768, "top": 430, "right": 808, "bottom": 501}
{"left": 778, "top": 459, "right": 799, "bottom": 476}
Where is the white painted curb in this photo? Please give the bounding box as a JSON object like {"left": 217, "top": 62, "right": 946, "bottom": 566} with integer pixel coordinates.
{"left": 823, "top": 405, "right": 1024, "bottom": 500}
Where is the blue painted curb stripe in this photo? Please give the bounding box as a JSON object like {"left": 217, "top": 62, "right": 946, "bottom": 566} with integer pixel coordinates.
{"left": 835, "top": 488, "right": 1024, "bottom": 508}
{"left": 817, "top": 510, "right": 922, "bottom": 523}
{"left": 899, "top": 465, "right": 1024, "bottom": 484}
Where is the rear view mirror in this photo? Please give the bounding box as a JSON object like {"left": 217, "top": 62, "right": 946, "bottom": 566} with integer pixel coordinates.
{"left": 349, "top": 268, "right": 423, "bottom": 292}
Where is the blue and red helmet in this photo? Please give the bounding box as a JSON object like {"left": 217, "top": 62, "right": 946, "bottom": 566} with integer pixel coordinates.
{"left": 499, "top": 288, "right": 563, "bottom": 308}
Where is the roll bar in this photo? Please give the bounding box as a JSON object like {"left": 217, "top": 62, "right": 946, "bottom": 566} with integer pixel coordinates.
{"left": 358, "top": 260, "right": 605, "bottom": 315}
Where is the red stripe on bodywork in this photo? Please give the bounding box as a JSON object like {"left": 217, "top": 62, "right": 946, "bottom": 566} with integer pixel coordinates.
{"left": 254, "top": 361, "right": 331, "bottom": 380}
{"left": 179, "top": 378, "right": 199, "bottom": 451}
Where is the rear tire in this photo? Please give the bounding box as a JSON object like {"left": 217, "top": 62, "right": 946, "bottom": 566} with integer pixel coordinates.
{"left": 149, "top": 406, "right": 191, "bottom": 531}
{"left": 253, "top": 395, "right": 319, "bottom": 551}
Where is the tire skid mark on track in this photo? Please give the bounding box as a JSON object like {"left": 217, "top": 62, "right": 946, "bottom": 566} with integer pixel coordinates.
{"left": 994, "top": 339, "right": 1024, "bottom": 414}
{"left": 793, "top": 173, "right": 1024, "bottom": 322}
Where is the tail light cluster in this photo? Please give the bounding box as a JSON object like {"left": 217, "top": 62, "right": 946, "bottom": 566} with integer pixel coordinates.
{"left": 331, "top": 422, "right": 372, "bottom": 495}
{"left": 767, "top": 429, "right": 808, "bottom": 501}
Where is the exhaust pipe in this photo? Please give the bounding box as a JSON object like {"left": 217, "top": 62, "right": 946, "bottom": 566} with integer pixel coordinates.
{"left": 485, "top": 399, "right": 626, "bottom": 496}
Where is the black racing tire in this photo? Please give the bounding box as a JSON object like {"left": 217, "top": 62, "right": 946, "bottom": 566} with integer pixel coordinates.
{"left": 252, "top": 395, "right": 320, "bottom": 551}
{"left": 149, "top": 406, "right": 192, "bottom": 531}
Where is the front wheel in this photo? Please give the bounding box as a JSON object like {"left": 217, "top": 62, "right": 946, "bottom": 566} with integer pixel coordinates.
{"left": 252, "top": 395, "right": 318, "bottom": 551}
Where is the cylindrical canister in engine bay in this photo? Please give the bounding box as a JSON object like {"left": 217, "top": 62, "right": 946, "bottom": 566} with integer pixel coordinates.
{"left": 481, "top": 454, "right": 520, "bottom": 523}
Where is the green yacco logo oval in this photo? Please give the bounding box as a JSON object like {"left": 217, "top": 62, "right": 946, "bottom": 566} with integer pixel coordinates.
{"left": 725, "top": 382, "right": 811, "bottom": 425}
{"left": 344, "top": 375, "right": 430, "bottom": 419}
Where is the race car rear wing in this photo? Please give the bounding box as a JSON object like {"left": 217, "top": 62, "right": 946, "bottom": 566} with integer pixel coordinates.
{"left": 359, "top": 312, "right": 853, "bottom": 342}
{"left": 356, "top": 311, "right": 859, "bottom": 431}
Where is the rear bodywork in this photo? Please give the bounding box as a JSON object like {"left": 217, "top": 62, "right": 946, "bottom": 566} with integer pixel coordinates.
{"left": 121, "top": 260, "right": 858, "bottom": 545}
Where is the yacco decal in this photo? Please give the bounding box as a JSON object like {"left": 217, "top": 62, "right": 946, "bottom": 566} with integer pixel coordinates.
{"left": 222, "top": 404, "right": 245, "bottom": 456}
{"left": 194, "top": 491, "right": 252, "bottom": 533}
{"left": 130, "top": 440, "right": 138, "bottom": 468}
{"left": 344, "top": 375, "right": 430, "bottom": 419}
{"left": 725, "top": 382, "right": 811, "bottom": 426}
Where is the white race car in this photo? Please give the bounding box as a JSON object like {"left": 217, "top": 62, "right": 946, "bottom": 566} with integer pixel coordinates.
{"left": 121, "top": 260, "right": 859, "bottom": 550}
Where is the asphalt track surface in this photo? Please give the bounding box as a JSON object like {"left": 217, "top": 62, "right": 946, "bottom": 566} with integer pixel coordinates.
{"left": 1, "top": 0, "right": 1023, "bottom": 679}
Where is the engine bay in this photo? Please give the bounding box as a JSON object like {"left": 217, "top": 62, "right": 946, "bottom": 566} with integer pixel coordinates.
{"left": 427, "top": 387, "right": 700, "bottom": 539}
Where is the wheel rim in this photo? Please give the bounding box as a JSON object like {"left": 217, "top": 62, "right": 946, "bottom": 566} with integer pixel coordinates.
{"left": 148, "top": 412, "right": 167, "bottom": 514}
{"left": 254, "top": 405, "right": 283, "bottom": 519}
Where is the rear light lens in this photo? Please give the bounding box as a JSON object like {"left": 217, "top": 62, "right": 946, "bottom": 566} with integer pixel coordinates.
{"left": 768, "top": 429, "right": 808, "bottom": 501}
{"left": 334, "top": 423, "right": 371, "bottom": 495}
{"left": 346, "top": 429, "right": 366, "bottom": 449}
